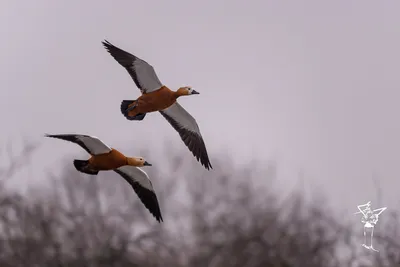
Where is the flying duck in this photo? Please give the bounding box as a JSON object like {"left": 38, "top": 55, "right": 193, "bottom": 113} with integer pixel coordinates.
{"left": 102, "top": 40, "right": 212, "bottom": 170}
{"left": 45, "top": 134, "right": 163, "bottom": 222}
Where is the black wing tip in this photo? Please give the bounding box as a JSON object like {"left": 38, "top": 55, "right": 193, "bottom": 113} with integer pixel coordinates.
{"left": 128, "top": 180, "right": 164, "bottom": 224}
{"left": 150, "top": 193, "right": 163, "bottom": 223}
{"left": 156, "top": 214, "right": 164, "bottom": 223}
{"left": 149, "top": 207, "right": 163, "bottom": 223}
{"left": 201, "top": 160, "right": 212, "bottom": 170}
{"left": 199, "top": 145, "right": 212, "bottom": 170}
{"left": 193, "top": 136, "right": 213, "bottom": 171}
{"left": 102, "top": 39, "right": 112, "bottom": 47}
{"left": 101, "top": 39, "right": 137, "bottom": 69}
{"left": 102, "top": 40, "right": 120, "bottom": 56}
{"left": 44, "top": 133, "right": 72, "bottom": 137}
{"left": 44, "top": 133, "right": 61, "bottom": 139}
{"left": 199, "top": 152, "right": 212, "bottom": 170}
{"left": 203, "top": 161, "right": 213, "bottom": 170}
{"left": 44, "top": 134, "right": 79, "bottom": 142}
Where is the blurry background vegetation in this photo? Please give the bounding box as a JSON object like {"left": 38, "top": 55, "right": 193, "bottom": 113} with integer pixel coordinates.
{"left": 0, "top": 140, "right": 399, "bottom": 267}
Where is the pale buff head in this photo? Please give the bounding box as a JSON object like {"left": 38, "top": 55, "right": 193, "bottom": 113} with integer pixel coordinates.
{"left": 176, "top": 86, "right": 200, "bottom": 96}
{"left": 126, "top": 157, "right": 152, "bottom": 167}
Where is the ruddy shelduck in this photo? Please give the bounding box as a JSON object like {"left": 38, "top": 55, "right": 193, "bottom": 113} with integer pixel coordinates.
{"left": 102, "top": 40, "right": 212, "bottom": 170}
{"left": 45, "top": 134, "right": 163, "bottom": 222}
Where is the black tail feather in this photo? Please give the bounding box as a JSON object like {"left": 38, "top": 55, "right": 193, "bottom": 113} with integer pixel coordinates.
{"left": 73, "top": 160, "right": 98, "bottom": 175}
{"left": 120, "top": 100, "right": 147, "bottom": 121}
{"left": 120, "top": 100, "right": 135, "bottom": 115}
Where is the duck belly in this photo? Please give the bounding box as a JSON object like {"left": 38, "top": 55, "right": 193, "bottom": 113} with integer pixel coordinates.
{"left": 137, "top": 87, "right": 176, "bottom": 113}
{"left": 88, "top": 149, "right": 127, "bottom": 170}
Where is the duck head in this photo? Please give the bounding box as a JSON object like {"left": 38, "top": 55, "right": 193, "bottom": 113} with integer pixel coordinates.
{"left": 176, "top": 86, "right": 199, "bottom": 97}
{"left": 127, "top": 157, "right": 153, "bottom": 167}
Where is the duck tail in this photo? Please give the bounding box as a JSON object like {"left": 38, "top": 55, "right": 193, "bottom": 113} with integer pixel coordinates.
{"left": 73, "top": 160, "right": 99, "bottom": 175}
{"left": 120, "top": 100, "right": 135, "bottom": 115}
{"left": 120, "top": 100, "right": 147, "bottom": 121}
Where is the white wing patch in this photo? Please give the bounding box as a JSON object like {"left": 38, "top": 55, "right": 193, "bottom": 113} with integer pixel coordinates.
{"left": 116, "top": 165, "right": 154, "bottom": 191}
{"left": 161, "top": 103, "right": 201, "bottom": 135}
{"left": 131, "top": 59, "right": 163, "bottom": 93}
{"left": 77, "top": 135, "right": 112, "bottom": 155}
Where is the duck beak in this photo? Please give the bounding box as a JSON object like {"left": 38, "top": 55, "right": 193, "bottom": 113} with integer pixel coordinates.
{"left": 191, "top": 90, "right": 200, "bottom": 95}
{"left": 143, "top": 161, "right": 152, "bottom": 166}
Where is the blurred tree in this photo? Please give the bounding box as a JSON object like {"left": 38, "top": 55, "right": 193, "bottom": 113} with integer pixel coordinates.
{"left": 0, "top": 140, "right": 399, "bottom": 266}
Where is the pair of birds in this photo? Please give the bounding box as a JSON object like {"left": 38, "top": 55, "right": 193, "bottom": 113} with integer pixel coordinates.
{"left": 46, "top": 40, "right": 212, "bottom": 223}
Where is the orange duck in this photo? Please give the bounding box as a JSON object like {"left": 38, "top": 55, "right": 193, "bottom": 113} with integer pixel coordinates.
{"left": 102, "top": 40, "right": 212, "bottom": 170}
{"left": 45, "top": 134, "right": 163, "bottom": 222}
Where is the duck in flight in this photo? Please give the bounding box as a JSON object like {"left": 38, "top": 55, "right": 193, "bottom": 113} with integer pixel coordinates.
{"left": 102, "top": 40, "right": 212, "bottom": 170}
{"left": 45, "top": 134, "right": 163, "bottom": 222}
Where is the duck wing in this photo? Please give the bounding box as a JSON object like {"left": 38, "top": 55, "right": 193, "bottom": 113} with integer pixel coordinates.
{"left": 114, "top": 166, "right": 163, "bottom": 222}
{"left": 45, "top": 134, "right": 112, "bottom": 155}
{"left": 102, "top": 40, "right": 163, "bottom": 94}
{"left": 159, "top": 103, "right": 212, "bottom": 170}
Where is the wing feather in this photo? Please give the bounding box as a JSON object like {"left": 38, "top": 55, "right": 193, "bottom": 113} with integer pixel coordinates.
{"left": 45, "top": 134, "right": 111, "bottom": 155}
{"left": 102, "top": 40, "right": 163, "bottom": 93}
{"left": 114, "top": 166, "right": 163, "bottom": 222}
{"left": 159, "top": 103, "right": 212, "bottom": 170}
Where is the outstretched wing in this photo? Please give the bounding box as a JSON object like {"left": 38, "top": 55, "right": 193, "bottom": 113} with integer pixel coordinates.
{"left": 114, "top": 166, "right": 163, "bottom": 222}
{"left": 45, "top": 134, "right": 112, "bottom": 155}
{"left": 102, "top": 40, "right": 163, "bottom": 93}
{"left": 159, "top": 103, "right": 212, "bottom": 170}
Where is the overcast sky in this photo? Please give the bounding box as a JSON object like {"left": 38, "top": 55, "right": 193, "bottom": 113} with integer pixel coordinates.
{"left": 1, "top": 0, "right": 400, "bottom": 215}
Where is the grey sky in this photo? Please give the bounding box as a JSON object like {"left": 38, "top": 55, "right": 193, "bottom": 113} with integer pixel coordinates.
{"left": 1, "top": 0, "right": 400, "bottom": 214}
